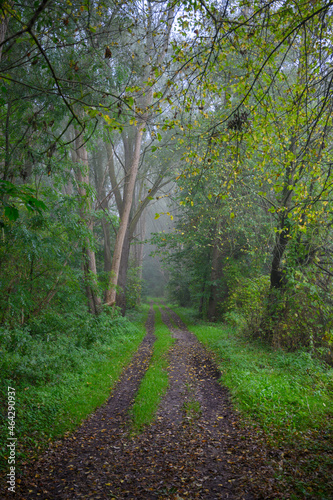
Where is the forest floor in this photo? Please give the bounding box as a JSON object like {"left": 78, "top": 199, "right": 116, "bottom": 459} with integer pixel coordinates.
{"left": 3, "top": 305, "right": 305, "bottom": 499}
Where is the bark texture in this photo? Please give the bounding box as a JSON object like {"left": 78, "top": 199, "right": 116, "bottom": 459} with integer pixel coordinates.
{"left": 104, "top": 4, "right": 175, "bottom": 309}
{"left": 105, "top": 124, "right": 144, "bottom": 306}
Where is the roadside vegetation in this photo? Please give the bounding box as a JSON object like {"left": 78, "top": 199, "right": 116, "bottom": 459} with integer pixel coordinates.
{"left": 174, "top": 306, "right": 333, "bottom": 498}
{"left": 0, "top": 305, "right": 148, "bottom": 472}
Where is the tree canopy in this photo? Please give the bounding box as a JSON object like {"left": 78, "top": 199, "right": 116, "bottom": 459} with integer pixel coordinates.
{"left": 0, "top": 0, "right": 332, "bottom": 360}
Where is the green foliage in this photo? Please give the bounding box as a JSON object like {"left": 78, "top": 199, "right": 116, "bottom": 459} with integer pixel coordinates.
{"left": 0, "top": 180, "right": 47, "bottom": 225}
{"left": 126, "top": 264, "right": 143, "bottom": 310}
{"left": 166, "top": 262, "right": 193, "bottom": 307}
{"left": 223, "top": 311, "right": 247, "bottom": 331}
{"left": 144, "top": 0, "right": 333, "bottom": 358}
{"left": 225, "top": 275, "right": 270, "bottom": 333}
{"left": 0, "top": 189, "right": 93, "bottom": 325}
{"left": 0, "top": 307, "right": 147, "bottom": 471}
{"left": 151, "top": 223, "right": 208, "bottom": 310}
{"left": 261, "top": 281, "right": 333, "bottom": 360}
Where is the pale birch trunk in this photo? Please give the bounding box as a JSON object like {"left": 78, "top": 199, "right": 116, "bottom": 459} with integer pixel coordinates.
{"left": 104, "top": 3, "right": 175, "bottom": 307}
{"left": 105, "top": 123, "right": 144, "bottom": 306}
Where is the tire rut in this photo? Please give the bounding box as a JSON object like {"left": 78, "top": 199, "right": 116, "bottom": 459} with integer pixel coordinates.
{"left": 157, "top": 307, "right": 255, "bottom": 500}
{"left": 13, "top": 306, "right": 156, "bottom": 500}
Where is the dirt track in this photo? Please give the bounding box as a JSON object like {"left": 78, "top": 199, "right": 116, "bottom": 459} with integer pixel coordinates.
{"left": 8, "top": 305, "right": 278, "bottom": 499}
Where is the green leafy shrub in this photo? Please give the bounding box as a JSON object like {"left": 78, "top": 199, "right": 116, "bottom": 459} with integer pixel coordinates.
{"left": 224, "top": 275, "right": 270, "bottom": 333}
{"left": 126, "top": 265, "right": 144, "bottom": 309}
{"left": 263, "top": 282, "right": 333, "bottom": 362}
{"left": 223, "top": 310, "right": 247, "bottom": 331}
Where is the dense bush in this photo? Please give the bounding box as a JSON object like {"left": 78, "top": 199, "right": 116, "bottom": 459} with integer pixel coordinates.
{"left": 126, "top": 265, "right": 144, "bottom": 310}
{"left": 261, "top": 283, "right": 333, "bottom": 362}
{"left": 224, "top": 275, "right": 270, "bottom": 333}
{"left": 0, "top": 309, "right": 138, "bottom": 385}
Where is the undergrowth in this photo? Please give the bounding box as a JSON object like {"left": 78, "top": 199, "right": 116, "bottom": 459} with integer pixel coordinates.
{"left": 130, "top": 305, "right": 174, "bottom": 433}
{"left": 0, "top": 305, "right": 148, "bottom": 472}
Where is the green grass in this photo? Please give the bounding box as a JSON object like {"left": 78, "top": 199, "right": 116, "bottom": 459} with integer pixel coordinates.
{"left": 174, "top": 306, "right": 333, "bottom": 498}
{"left": 130, "top": 305, "right": 174, "bottom": 433}
{"left": 0, "top": 305, "right": 149, "bottom": 472}
{"left": 183, "top": 399, "right": 202, "bottom": 423}
{"left": 174, "top": 307, "right": 333, "bottom": 436}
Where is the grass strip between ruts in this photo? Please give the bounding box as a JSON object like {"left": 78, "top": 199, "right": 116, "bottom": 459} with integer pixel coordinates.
{"left": 129, "top": 305, "right": 174, "bottom": 434}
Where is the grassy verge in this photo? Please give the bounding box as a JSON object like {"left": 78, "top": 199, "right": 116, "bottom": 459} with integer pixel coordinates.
{"left": 174, "top": 306, "right": 333, "bottom": 499}
{"left": 0, "top": 305, "right": 149, "bottom": 472}
{"left": 130, "top": 305, "right": 174, "bottom": 433}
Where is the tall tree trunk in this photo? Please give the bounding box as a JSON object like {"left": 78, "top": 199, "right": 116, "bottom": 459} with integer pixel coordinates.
{"left": 116, "top": 207, "right": 147, "bottom": 314}
{"left": 93, "top": 143, "right": 112, "bottom": 277}
{"left": 107, "top": 134, "right": 167, "bottom": 311}
{"left": 115, "top": 228, "right": 131, "bottom": 314}
{"left": 264, "top": 137, "right": 296, "bottom": 335}
{"left": 105, "top": 139, "right": 123, "bottom": 213}
{"left": 72, "top": 133, "right": 101, "bottom": 314}
{"left": 207, "top": 238, "right": 222, "bottom": 322}
{"left": 105, "top": 124, "right": 144, "bottom": 306}
{"left": 102, "top": 219, "right": 112, "bottom": 274}
{"left": 270, "top": 220, "right": 290, "bottom": 289}
{"left": 133, "top": 207, "right": 147, "bottom": 280}
{"left": 269, "top": 136, "right": 296, "bottom": 291}
{"left": 104, "top": 4, "right": 175, "bottom": 308}
{"left": 0, "top": 3, "right": 12, "bottom": 63}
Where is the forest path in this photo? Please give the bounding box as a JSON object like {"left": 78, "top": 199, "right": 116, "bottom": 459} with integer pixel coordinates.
{"left": 13, "top": 305, "right": 276, "bottom": 499}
